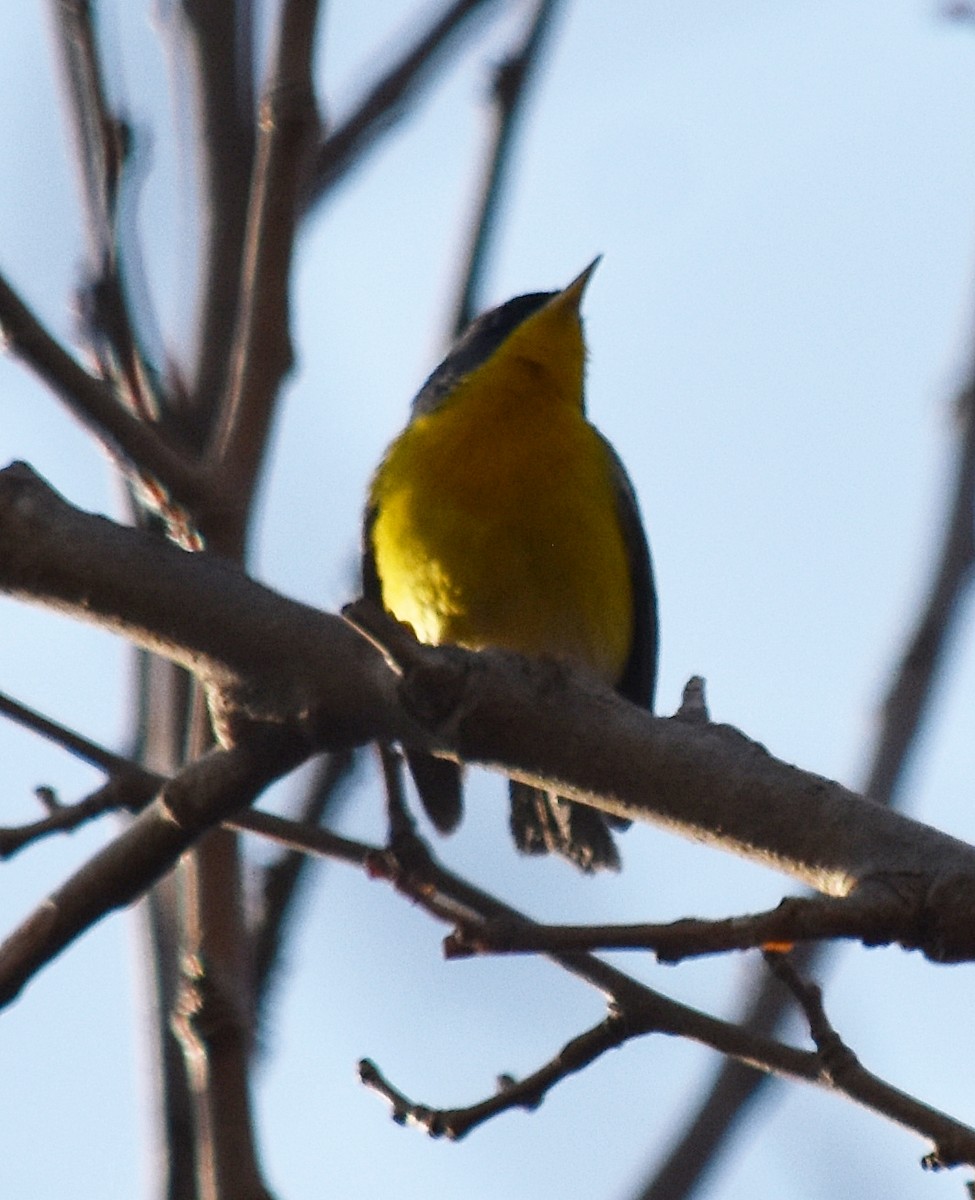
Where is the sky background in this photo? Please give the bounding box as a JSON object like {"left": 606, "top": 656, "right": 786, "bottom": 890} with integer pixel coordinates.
{"left": 3, "top": 2, "right": 975, "bottom": 1198}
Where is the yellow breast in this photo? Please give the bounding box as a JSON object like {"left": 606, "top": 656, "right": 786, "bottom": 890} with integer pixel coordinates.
{"left": 369, "top": 362, "right": 633, "bottom": 685}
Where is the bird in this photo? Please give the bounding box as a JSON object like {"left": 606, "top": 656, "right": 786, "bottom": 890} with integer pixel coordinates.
{"left": 361, "top": 260, "right": 657, "bottom": 871}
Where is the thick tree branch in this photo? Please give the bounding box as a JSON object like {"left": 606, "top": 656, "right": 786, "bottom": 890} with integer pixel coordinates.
{"left": 0, "top": 462, "right": 391, "bottom": 746}
{"left": 5, "top": 460, "right": 975, "bottom": 966}
{"left": 0, "top": 693, "right": 817, "bottom": 1093}
{"left": 5, "top": 688, "right": 975, "bottom": 1169}
{"left": 353, "top": 602, "right": 975, "bottom": 920}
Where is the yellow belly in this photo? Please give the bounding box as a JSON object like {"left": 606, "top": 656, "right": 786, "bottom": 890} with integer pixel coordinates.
{"left": 369, "top": 388, "right": 633, "bottom": 685}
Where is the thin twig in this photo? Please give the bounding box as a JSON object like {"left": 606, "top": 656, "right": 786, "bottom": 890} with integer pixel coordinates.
{"left": 49, "top": 0, "right": 167, "bottom": 424}
{"left": 765, "top": 952, "right": 975, "bottom": 1171}
{"left": 359, "top": 1012, "right": 630, "bottom": 1139}
{"left": 444, "top": 891, "right": 909, "bottom": 962}
{"left": 0, "top": 729, "right": 308, "bottom": 1010}
{"left": 0, "top": 686, "right": 822, "bottom": 1074}
{"left": 4, "top": 685, "right": 975, "bottom": 1165}
{"left": 355, "top": 839, "right": 975, "bottom": 1165}
{"left": 447, "top": 0, "right": 565, "bottom": 337}
{"left": 0, "top": 275, "right": 201, "bottom": 502}
{"left": 303, "top": 0, "right": 502, "bottom": 208}
{"left": 252, "top": 748, "right": 359, "bottom": 1013}
{"left": 0, "top": 784, "right": 129, "bottom": 858}
{"left": 0, "top": 688, "right": 132, "bottom": 776}
{"left": 0, "top": 685, "right": 806, "bottom": 1072}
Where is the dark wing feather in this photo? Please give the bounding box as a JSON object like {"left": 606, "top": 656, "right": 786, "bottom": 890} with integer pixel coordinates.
{"left": 600, "top": 433, "right": 658, "bottom": 710}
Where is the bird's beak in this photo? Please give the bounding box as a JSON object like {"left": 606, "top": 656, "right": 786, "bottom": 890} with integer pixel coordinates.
{"left": 547, "top": 256, "right": 602, "bottom": 315}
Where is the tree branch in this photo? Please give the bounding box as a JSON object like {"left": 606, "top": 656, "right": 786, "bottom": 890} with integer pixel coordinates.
{"left": 447, "top": 0, "right": 565, "bottom": 336}
{"left": 303, "top": 0, "right": 503, "bottom": 208}
{"left": 765, "top": 952, "right": 975, "bottom": 1171}
{"left": 166, "top": 0, "right": 256, "bottom": 433}
{"left": 48, "top": 0, "right": 166, "bottom": 424}
{"left": 0, "top": 732, "right": 306, "bottom": 1009}
{"left": 0, "top": 462, "right": 391, "bottom": 746}
{"left": 0, "top": 278, "right": 200, "bottom": 502}
{"left": 203, "top": 0, "right": 324, "bottom": 554}
{"left": 5, "top": 682, "right": 975, "bottom": 1170}
{"left": 443, "top": 889, "right": 914, "bottom": 962}
{"left": 252, "top": 748, "right": 360, "bottom": 1015}
{"left": 355, "top": 840, "right": 975, "bottom": 1169}
{"left": 6, "top": 461, "right": 975, "bottom": 965}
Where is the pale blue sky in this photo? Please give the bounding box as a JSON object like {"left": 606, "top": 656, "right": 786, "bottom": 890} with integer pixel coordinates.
{"left": 3, "top": 3, "right": 975, "bottom": 1198}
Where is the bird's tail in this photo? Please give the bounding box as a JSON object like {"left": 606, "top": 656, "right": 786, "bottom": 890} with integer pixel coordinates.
{"left": 508, "top": 781, "right": 622, "bottom": 873}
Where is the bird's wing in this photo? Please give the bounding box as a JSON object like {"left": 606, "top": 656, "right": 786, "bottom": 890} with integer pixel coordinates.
{"left": 601, "top": 434, "right": 659, "bottom": 710}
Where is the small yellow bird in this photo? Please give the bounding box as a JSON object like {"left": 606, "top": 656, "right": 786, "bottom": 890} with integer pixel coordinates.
{"left": 362, "top": 261, "right": 657, "bottom": 870}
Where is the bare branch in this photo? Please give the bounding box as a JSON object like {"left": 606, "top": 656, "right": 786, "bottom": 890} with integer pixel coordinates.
{"left": 343, "top": 600, "right": 975, "bottom": 935}
{"left": 6, "top": 464, "right": 975, "bottom": 960}
{"left": 166, "top": 0, "right": 256, "bottom": 428}
{"left": 49, "top": 0, "right": 125, "bottom": 251}
{"left": 765, "top": 952, "right": 975, "bottom": 1171}
{"left": 354, "top": 840, "right": 975, "bottom": 1168}
{"left": 1, "top": 687, "right": 822, "bottom": 1121}
{"left": 443, "top": 889, "right": 913, "bottom": 962}
{"left": 359, "top": 1012, "right": 629, "bottom": 1139}
{"left": 447, "top": 0, "right": 565, "bottom": 336}
{"left": 303, "top": 0, "right": 503, "bottom": 208}
{"left": 0, "top": 732, "right": 306, "bottom": 1009}
{"left": 203, "top": 0, "right": 324, "bottom": 554}
{"left": 48, "top": 0, "right": 168, "bottom": 423}
{"left": 864, "top": 383, "right": 975, "bottom": 803}
{"left": 6, "top": 681, "right": 975, "bottom": 1169}
{"left": 0, "top": 687, "right": 130, "bottom": 776}
{"left": 252, "top": 748, "right": 360, "bottom": 1013}
{"left": 257, "top": 827, "right": 826, "bottom": 1088}
{"left": 0, "top": 685, "right": 363, "bottom": 874}
{"left": 0, "top": 784, "right": 126, "bottom": 858}
{"left": 0, "top": 462, "right": 391, "bottom": 747}
{"left": 0, "top": 277, "right": 200, "bottom": 501}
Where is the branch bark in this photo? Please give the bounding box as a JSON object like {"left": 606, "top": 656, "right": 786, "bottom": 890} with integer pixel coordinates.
{"left": 5, "top": 461, "right": 975, "bottom": 966}
{"left": 303, "top": 0, "right": 503, "bottom": 207}
{"left": 0, "top": 734, "right": 305, "bottom": 1009}
{"left": 204, "top": 0, "right": 324, "bottom": 554}
{"left": 166, "top": 0, "right": 256, "bottom": 433}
